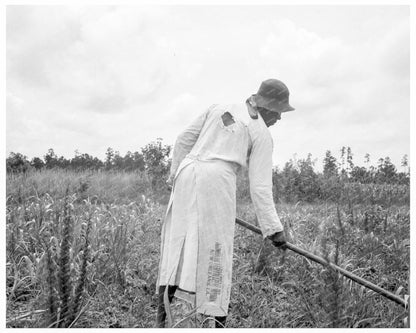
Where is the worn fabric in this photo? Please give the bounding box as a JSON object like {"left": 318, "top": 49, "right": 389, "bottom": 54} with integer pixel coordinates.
{"left": 157, "top": 103, "right": 284, "bottom": 316}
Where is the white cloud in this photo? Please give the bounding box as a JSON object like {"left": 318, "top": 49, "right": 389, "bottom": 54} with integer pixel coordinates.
{"left": 7, "top": 6, "right": 177, "bottom": 115}
{"left": 6, "top": 5, "right": 410, "bottom": 169}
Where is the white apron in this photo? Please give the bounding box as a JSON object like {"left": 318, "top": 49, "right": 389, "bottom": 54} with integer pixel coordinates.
{"left": 157, "top": 155, "right": 237, "bottom": 316}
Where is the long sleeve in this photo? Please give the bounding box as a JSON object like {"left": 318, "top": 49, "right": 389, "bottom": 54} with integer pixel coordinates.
{"left": 248, "top": 123, "right": 283, "bottom": 238}
{"left": 169, "top": 106, "right": 212, "bottom": 179}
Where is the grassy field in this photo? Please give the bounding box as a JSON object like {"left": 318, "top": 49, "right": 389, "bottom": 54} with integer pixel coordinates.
{"left": 6, "top": 169, "right": 410, "bottom": 328}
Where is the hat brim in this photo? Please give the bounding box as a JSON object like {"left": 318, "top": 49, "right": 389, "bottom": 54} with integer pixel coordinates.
{"left": 253, "top": 94, "right": 295, "bottom": 113}
{"left": 282, "top": 104, "right": 295, "bottom": 112}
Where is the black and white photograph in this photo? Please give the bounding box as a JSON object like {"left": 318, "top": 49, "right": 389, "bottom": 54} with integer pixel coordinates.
{"left": 4, "top": 1, "right": 413, "bottom": 329}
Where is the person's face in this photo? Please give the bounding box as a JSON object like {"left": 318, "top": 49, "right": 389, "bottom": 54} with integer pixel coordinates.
{"left": 258, "top": 107, "right": 281, "bottom": 127}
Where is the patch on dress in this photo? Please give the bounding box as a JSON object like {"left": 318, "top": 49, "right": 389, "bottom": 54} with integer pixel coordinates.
{"left": 206, "top": 242, "right": 223, "bottom": 302}
{"left": 221, "top": 112, "right": 235, "bottom": 127}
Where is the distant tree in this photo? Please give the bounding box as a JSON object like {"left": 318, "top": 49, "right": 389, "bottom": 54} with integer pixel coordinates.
{"left": 339, "top": 146, "right": 347, "bottom": 178}
{"left": 376, "top": 157, "right": 397, "bottom": 184}
{"left": 276, "top": 154, "right": 319, "bottom": 202}
{"left": 350, "top": 166, "right": 371, "bottom": 184}
{"left": 105, "top": 147, "right": 114, "bottom": 170}
{"left": 30, "top": 157, "right": 45, "bottom": 170}
{"left": 323, "top": 150, "right": 338, "bottom": 178}
{"left": 57, "top": 155, "right": 70, "bottom": 169}
{"left": 70, "top": 151, "right": 82, "bottom": 170}
{"left": 363, "top": 153, "right": 376, "bottom": 182}
{"left": 396, "top": 171, "right": 410, "bottom": 185}
{"left": 112, "top": 151, "right": 124, "bottom": 170}
{"left": 70, "top": 152, "right": 103, "bottom": 171}
{"left": 132, "top": 151, "right": 145, "bottom": 172}
{"left": 91, "top": 156, "right": 105, "bottom": 170}
{"left": 122, "top": 151, "right": 145, "bottom": 172}
{"left": 44, "top": 148, "right": 59, "bottom": 169}
{"left": 346, "top": 147, "right": 354, "bottom": 176}
{"left": 339, "top": 146, "right": 354, "bottom": 179}
{"left": 297, "top": 153, "right": 320, "bottom": 202}
{"left": 141, "top": 138, "right": 172, "bottom": 187}
{"left": 281, "top": 160, "right": 299, "bottom": 202}
{"left": 401, "top": 154, "right": 409, "bottom": 174}
{"left": 364, "top": 153, "right": 370, "bottom": 165}
{"left": 6, "top": 152, "right": 31, "bottom": 173}
{"left": 396, "top": 154, "right": 410, "bottom": 185}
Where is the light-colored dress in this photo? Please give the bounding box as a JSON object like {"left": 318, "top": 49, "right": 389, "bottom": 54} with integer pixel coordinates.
{"left": 156, "top": 103, "right": 284, "bottom": 317}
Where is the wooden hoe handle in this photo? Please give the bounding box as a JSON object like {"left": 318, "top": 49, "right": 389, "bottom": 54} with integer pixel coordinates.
{"left": 235, "top": 217, "right": 408, "bottom": 309}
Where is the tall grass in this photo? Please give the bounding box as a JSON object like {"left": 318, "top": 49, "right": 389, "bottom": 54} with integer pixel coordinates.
{"left": 229, "top": 201, "right": 409, "bottom": 328}
{"left": 6, "top": 168, "right": 170, "bottom": 205}
{"left": 6, "top": 169, "right": 410, "bottom": 328}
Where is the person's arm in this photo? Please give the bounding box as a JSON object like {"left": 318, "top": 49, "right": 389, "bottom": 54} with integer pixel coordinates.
{"left": 248, "top": 127, "right": 284, "bottom": 239}
{"left": 168, "top": 105, "right": 214, "bottom": 182}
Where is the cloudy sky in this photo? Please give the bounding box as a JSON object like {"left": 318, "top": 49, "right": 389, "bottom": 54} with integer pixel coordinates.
{"left": 6, "top": 5, "right": 410, "bottom": 171}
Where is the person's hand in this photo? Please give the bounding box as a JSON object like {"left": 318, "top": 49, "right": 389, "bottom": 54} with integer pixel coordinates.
{"left": 268, "top": 231, "right": 287, "bottom": 250}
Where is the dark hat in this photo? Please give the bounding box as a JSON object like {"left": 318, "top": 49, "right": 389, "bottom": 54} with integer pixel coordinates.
{"left": 253, "top": 79, "right": 295, "bottom": 113}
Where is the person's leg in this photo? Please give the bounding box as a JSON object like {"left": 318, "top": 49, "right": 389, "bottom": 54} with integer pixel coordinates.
{"left": 214, "top": 303, "right": 231, "bottom": 328}
{"left": 156, "top": 285, "right": 178, "bottom": 327}
{"left": 214, "top": 315, "right": 227, "bottom": 328}
{"left": 156, "top": 286, "right": 167, "bottom": 327}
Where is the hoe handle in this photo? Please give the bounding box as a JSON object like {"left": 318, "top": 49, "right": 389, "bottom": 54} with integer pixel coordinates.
{"left": 235, "top": 217, "right": 408, "bottom": 308}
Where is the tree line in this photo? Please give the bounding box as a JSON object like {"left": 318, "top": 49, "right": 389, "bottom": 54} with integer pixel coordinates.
{"left": 278, "top": 148, "right": 409, "bottom": 186}
{"left": 6, "top": 139, "right": 409, "bottom": 189}
{"left": 270, "top": 149, "right": 409, "bottom": 204}
{"left": 6, "top": 138, "right": 171, "bottom": 177}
